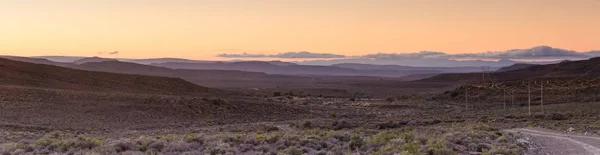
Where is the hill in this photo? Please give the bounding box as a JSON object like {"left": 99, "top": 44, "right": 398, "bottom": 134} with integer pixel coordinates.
{"left": 419, "top": 57, "right": 600, "bottom": 83}
{"left": 120, "top": 58, "right": 217, "bottom": 65}
{"left": 70, "top": 61, "right": 411, "bottom": 96}
{"left": 496, "top": 63, "right": 538, "bottom": 72}
{"left": 73, "top": 57, "right": 118, "bottom": 64}
{"left": 0, "top": 56, "right": 71, "bottom": 67}
{"left": 0, "top": 58, "right": 217, "bottom": 95}
{"left": 152, "top": 61, "right": 428, "bottom": 77}
{"left": 0, "top": 58, "right": 309, "bottom": 131}
{"left": 332, "top": 63, "right": 486, "bottom": 73}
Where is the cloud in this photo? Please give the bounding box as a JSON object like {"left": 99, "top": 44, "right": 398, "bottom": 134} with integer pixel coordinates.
{"left": 218, "top": 51, "right": 346, "bottom": 59}
{"left": 217, "top": 53, "right": 268, "bottom": 58}
{"left": 450, "top": 46, "right": 588, "bottom": 59}
{"left": 299, "top": 46, "right": 599, "bottom": 67}
{"left": 356, "top": 46, "right": 593, "bottom": 61}
{"left": 215, "top": 48, "right": 243, "bottom": 52}
{"left": 218, "top": 46, "right": 599, "bottom": 67}
{"left": 584, "top": 50, "right": 600, "bottom": 57}
{"left": 361, "top": 51, "right": 447, "bottom": 60}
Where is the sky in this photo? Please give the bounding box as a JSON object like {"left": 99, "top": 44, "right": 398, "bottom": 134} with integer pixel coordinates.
{"left": 1, "top": 0, "right": 599, "bottom": 60}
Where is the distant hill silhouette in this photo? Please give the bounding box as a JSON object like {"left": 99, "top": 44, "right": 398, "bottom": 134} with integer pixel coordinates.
{"left": 419, "top": 57, "right": 600, "bottom": 83}
{"left": 73, "top": 57, "right": 118, "bottom": 64}
{"left": 152, "top": 61, "right": 436, "bottom": 77}
{"left": 332, "top": 63, "right": 487, "bottom": 73}
{"left": 0, "top": 58, "right": 217, "bottom": 95}
{"left": 0, "top": 56, "right": 71, "bottom": 67}
{"left": 496, "top": 63, "right": 538, "bottom": 72}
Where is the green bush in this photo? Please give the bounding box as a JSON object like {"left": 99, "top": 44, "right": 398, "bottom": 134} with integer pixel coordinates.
{"left": 401, "top": 141, "right": 421, "bottom": 155}
{"left": 281, "top": 146, "right": 303, "bottom": 155}
{"left": 368, "top": 131, "right": 400, "bottom": 145}
{"left": 349, "top": 135, "right": 364, "bottom": 150}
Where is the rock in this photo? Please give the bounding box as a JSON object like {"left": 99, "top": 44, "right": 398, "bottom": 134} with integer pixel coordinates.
{"left": 453, "top": 145, "right": 469, "bottom": 152}
{"left": 453, "top": 144, "right": 468, "bottom": 152}
{"left": 476, "top": 143, "right": 493, "bottom": 152}
{"left": 468, "top": 151, "right": 482, "bottom": 155}
{"left": 517, "top": 139, "right": 530, "bottom": 148}
{"left": 468, "top": 143, "right": 478, "bottom": 151}
{"left": 567, "top": 127, "right": 575, "bottom": 133}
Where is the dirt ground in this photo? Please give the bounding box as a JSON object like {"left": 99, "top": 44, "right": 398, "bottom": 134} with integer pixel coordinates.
{"left": 2, "top": 84, "right": 600, "bottom": 154}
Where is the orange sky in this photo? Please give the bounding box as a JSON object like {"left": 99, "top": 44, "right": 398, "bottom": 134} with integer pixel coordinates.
{"left": 1, "top": 0, "right": 599, "bottom": 60}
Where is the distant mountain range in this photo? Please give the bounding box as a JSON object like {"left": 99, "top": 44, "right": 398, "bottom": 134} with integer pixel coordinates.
{"left": 151, "top": 61, "right": 441, "bottom": 77}
{"left": 496, "top": 63, "right": 539, "bottom": 72}
{"left": 419, "top": 57, "right": 600, "bottom": 83}
{"left": 0, "top": 57, "right": 217, "bottom": 95}
{"left": 4, "top": 54, "right": 600, "bottom": 97}
{"left": 5, "top": 54, "right": 576, "bottom": 80}
{"left": 331, "top": 63, "right": 491, "bottom": 73}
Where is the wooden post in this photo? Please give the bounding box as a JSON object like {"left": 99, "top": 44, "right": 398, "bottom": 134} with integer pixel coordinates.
{"left": 528, "top": 82, "right": 531, "bottom": 116}
{"left": 511, "top": 91, "right": 514, "bottom": 110}
{"left": 541, "top": 81, "right": 544, "bottom": 113}
{"left": 465, "top": 86, "right": 468, "bottom": 112}
{"left": 482, "top": 67, "right": 485, "bottom": 82}
{"left": 503, "top": 90, "right": 506, "bottom": 111}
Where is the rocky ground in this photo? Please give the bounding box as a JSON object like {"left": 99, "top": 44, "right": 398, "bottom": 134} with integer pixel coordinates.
{"left": 2, "top": 84, "right": 600, "bottom": 154}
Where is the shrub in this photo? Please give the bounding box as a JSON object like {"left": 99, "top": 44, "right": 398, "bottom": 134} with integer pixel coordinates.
{"left": 450, "top": 91, "right": 459, "bottom": 97}
{"left": 57, "top": 140, "right": 74, "bottom": 151}
{"left": 148, "top": 141, "right": 165, "bottom": 152}
{"left": 497, "top": 135, "right": 508, "bottom": 142}
{"left": 273, "top": 92, "right": 282, "bottom": 97}
{"left": 368, "top": 131, "right": 400, "bottom": 145}
{"left": 473, "top": 124, "right": 498, "bottom": 132}
{"left": 401, "top": 141, "right": 421, "bottom": 155}
{"left": 302, "top": 121, "right": 313, "bottom": 129}
{"left": 332, "top": 120, "right": 353, "bottom": 130}
{"left": 75, "top": 135, "right": 102, "bottom": 150}
{"left": 349, "top": 135, "right": 364, "bottom": 150}
{"left": 378, "top": 121, "right": 401, "bottom": 129}
{"left": 184, "top": 133, "right": 204, "bottom": 145}
{"left": 113, "top": 140, "right": 134, "bottom": 153}
{"left": 266, "top": 133, "right": 283, "bottom": 144}
{"left": 332, "top": 132, "right": 351, "bottom": 142}
{"left": 549, "top": 113, "right": 568, "bottom": 120}
{"left": 281, "top": 146, "right": 303, "bottom": 155}
{"left": 385, "top": 97, "right": 395, "bottom": 102}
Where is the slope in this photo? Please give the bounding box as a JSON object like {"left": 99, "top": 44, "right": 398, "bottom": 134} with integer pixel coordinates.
{"left": 152, "top": 61, "right": 421, "bottom": 77}
{"left": 0, "top": 58, "right": 217, "bottom": 95}
{"left": 419, "top": 57, "right": 600, "bottom": 83}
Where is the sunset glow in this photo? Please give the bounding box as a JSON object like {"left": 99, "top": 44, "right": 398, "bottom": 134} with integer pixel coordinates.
{"left": 1, "top": 0, "right": 599, "bottom": 59}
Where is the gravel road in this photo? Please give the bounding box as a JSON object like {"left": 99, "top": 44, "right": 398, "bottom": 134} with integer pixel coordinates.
{"left": 510, "top": 128, "right": 600, "bottom": 155}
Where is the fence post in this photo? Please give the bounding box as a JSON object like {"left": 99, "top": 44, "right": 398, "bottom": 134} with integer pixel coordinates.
{"left": 465, "top": 86, "right": 468, "bottom": 113}
{"left": 503, "top": 90, "right": 506, "bottom": 111}
{"left": 528, "top": 82, "right": 531, "bottom": 116}
{"left": 541, "top": 81, "right": 544, "bottom": 113}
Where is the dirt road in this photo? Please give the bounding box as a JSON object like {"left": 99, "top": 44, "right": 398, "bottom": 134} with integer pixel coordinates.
{"left": 510, "top": 128, "right": 600, "bottom": 155}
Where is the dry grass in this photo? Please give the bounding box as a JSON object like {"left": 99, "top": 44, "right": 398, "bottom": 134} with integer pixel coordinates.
{"left": 1, "top": 124, "right": 528, "bottom": 155}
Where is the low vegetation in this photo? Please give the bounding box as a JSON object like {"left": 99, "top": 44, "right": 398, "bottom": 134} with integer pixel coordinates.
{"left": 0, "top": 125, "right": 527, "bottom": 155}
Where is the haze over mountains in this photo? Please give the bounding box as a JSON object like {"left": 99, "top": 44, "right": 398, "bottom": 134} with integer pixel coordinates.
{"left": 218, "top": 46, "right": 599, "bottom": 67}
{"left": 3, "top": 46, "right": 600, "bottom": 97}
{"left": 419, "top": 57, "right": 600, "bottom": 84}
{"left": 0, "top": 46, "right": 592, "bottom": 86}
{"left": 0, "top": 58, "right": 217, "bottom": 95}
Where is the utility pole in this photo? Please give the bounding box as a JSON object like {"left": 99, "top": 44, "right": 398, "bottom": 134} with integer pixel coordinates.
{"left": 503, "top": 90, "right": 506, "bottom": 111}
{"left": 465, "top": 86, "right": 469, "bottom": 113}
{"left": 482, "top": 67, "right": 485, "bottom": 82}
{"left": 511, "top": 90, "right": 515, "bottom": 111}
{"left": 528, "top": 81, "right": 531, "bottom": 116}
{"left": 541, "top": 81, "right": 544, "bottom": 113}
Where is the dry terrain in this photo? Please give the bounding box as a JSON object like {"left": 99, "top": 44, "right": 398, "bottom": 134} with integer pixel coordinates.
{"left": 2, "top": 57, "right": 600, "bottom": 154}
